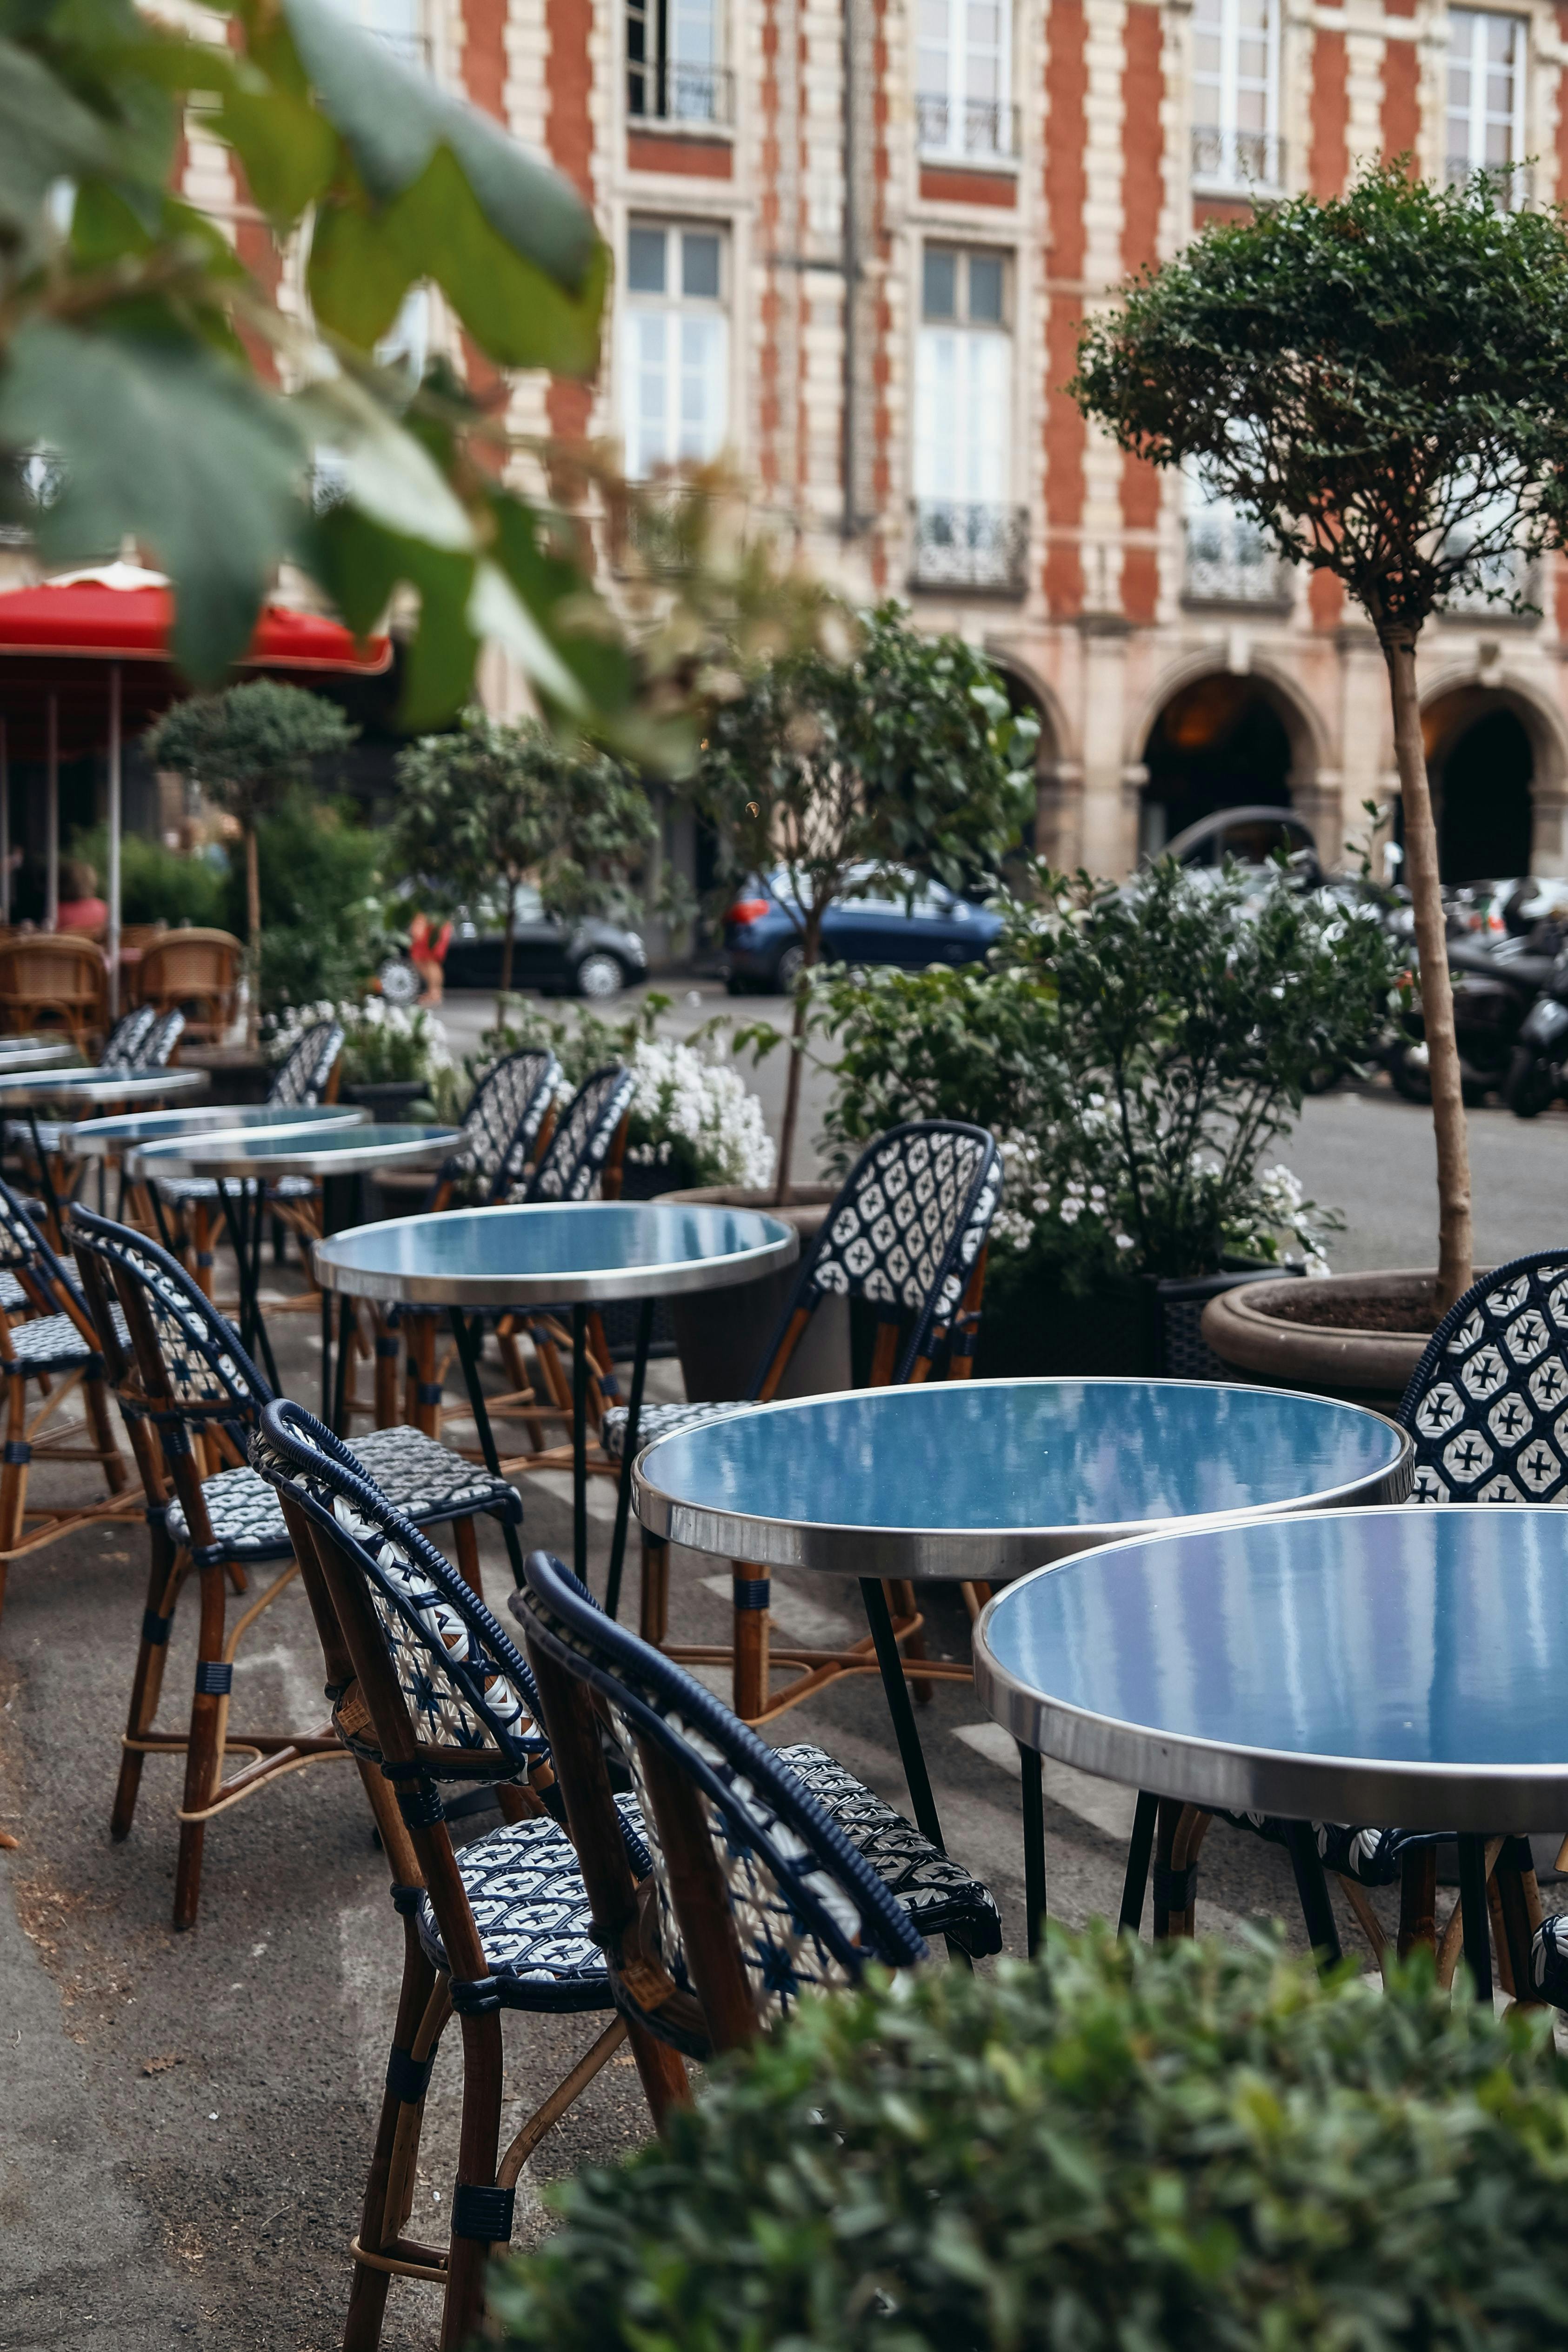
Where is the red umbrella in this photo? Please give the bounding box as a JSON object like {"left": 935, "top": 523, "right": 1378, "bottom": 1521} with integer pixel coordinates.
{"left": 0, "top": 566, "right": 391, "bottom": 1012}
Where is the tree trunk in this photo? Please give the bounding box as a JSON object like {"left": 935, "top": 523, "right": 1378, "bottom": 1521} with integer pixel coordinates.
{"left": 244, "top": 821, "right": 261, "bottom": 1054}
{"left": 1381, "top": 628, "right": 1473, "bottom": 1313}
{"left": 772, "top": 916, "right": 819, "bottom": 1209}
{"left": 499, "top": 886, "right": 517, "bottom": 1018}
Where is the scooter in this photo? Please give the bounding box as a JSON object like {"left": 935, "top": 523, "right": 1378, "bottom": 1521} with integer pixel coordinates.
{"left": 1385, "top": 932, "right": 1556, "bottom": 1105}
{"left": 1506, "top": 948, "right": 1568, "bottom": 1114}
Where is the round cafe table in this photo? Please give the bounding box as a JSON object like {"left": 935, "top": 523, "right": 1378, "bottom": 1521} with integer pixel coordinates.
{"left": 63, "top": 1101, "right": 367, "bottom": 1216}
{"left": 0, "top": 1037, "right": 75, "bottom": 1072}
{"left": 316, "top": 1200, "right": 799, "bottom": 1590}
{"left": 633, "top": 1377, "right": 1412, "bottom": 1878}
{"left": 972, "top": 1502, "right": 1568, "bottom": 1997}
{"left": 127, "top": 1123, "right": 459, "bottom": 1393}
{"left": 0, "top": 1063, "right": 211, "bottom": 1232}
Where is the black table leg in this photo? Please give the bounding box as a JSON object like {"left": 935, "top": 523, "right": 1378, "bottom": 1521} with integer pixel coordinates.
{"left": 332, "top": 1295, "right": 353, "bottom": 1438}
{"left": 220, "top": 1178, "right": 280, "bottom": 1391}
{"left": 1456, "top": 1832, "right": 1495, "bottom": 2004}
{"left": 604, "top": 1298, "right": 654, "bottom": 1621}
{"left": 1119, "top": 1790, "right": 1160, "bottom": 1937}
{"left": 858, "top": 1576, "right": 945, "bottom": 1854}
{"left": 449, "top": 1307, "right": 527, "bottom": 1589}
{"left": 1020, "top": 1743, "right": 1047, "bottom": 1959}
{"left": 571, "top": 1301, "right": 588, "bottom": 1588}
{"left": 1283, "top": 1820, "right": 1343, "bottom": 1971}
{"left": 96, "top": 1157, "right": 106, "bottom": 1214}
{"left": 27, "top": 1109, "right": 60, "bottom": 1240}
{"left": 320, "top": 1278, "right": 334, "bottom": 1426}
{"left": 149, "top": 1182, "right": 174, "bottom": 1253}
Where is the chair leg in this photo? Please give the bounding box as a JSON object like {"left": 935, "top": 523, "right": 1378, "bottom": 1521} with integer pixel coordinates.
{"left": 889, "top": 1579, "right": 932, "bottom": 1703}
{"left": 440, "top": 2009, "right": 507, "bottom": 2352}
{"left": 640, "top": 1533, "right": 669, "bottom": 1646}
{"left": 451, "top": 1515, "right": 484, "bottom": 1604}
{"left": 731, "top": 1564, "right": 770, "bottom": 1721}
{"left": 373, "top": 1315, "right": 400, "bottom": 1432}
{"left": 173, "top": 1564, "right": 228, "bottom": 1932}
{"left": 83, "top": 1372, "right": 127, "bottom": 1494}
{"left": 191, "top": 1201, "right": 216, "bottom": 1301}
{"left": 625, "top": 2021, "right": 691, "bottom": 2128}
{"left": 343, "top": 1921, "right": 442, "bottom": 2352}
{"left": 1397, "top": 1846, "right": 1439, "bottom": 1961}
{"left": 111, "top": 1526, "right": 184, "bottom": 1840}
{"left": 0, "top": 1367, "right": 30, "bottom": 1609}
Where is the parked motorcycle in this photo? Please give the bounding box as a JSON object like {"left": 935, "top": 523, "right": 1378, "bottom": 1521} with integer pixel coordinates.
{"left": 1385, "top": 932, "right": 1558, "bottom": 1106}
{"left": 1505, "top": 945, "right": 1568, "bottom": 1115}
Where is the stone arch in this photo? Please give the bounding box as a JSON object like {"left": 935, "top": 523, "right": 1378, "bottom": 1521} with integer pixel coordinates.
{"left": 1131, "top": 655, "right": 1330, "bottom": 861}
{"left": 1416, "top": 665, "right": 1568, "bottom": 880}
{"left": 982, "top": 647, "right": 1076, "bottom": 865}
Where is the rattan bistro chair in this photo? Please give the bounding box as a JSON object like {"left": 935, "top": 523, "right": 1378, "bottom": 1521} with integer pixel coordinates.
{"left": 603, "top": 1119, "right": 1003, "bottom": 1724}
{"left": 134, "top": 927, "right": 241, "bottom": 1043}
{"left": 249, "top": 1399, "right": 688, "bottom": 2352}
{"left": 69, "top": 1205, "right": 525, "bottom": 1931}
{"left": 0, "top": 1176, "right": 133, "bottom": 1617}
{"left": 514, "top": 1545, "right": 1001, "bottom": 2067}
{"left": 1137, "top": 1252, "right": 1568, "bottom": 1991}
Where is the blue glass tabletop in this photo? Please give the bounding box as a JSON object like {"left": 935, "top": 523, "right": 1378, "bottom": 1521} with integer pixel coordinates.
{"left": 632, "top": 1378, "right": 1412, "bottom": 1580}
{"left": 313, "top": 1199, "right": 799, "bottom": 1306}
{"left": 974, "top": 1504, "right": 1568, "bottom": 1832}
{"left": 126, "top": 1122, "right": 458, "bottom": 1180}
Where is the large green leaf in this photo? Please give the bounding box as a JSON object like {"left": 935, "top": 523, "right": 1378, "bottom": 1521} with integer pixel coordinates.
{"left": 0, "top": 318, "right": 305, "bottom": 681}
{"left": 0, "top": 40, "right": 116, "bottom": 259}
{"left": 290, "top": 376, "right": 474, "bottom": 551}
{"left": 219, "top": 76, "right": 338, "bottom": 226}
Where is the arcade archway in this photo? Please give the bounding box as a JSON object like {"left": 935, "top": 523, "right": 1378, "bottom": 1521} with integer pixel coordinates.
{"left": 1139, "top": 673, "right": 1294, "bottom": 859}
{"left": 1421, "top": 688, "right": 1534, "bottom": 884}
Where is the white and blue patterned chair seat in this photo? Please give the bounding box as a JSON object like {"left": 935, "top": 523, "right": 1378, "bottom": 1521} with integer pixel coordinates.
{"left": 2, "top": 1301, "right": 127, "bottom": 1372}
{"left": 1214, "top": 1812, "right": 1428, "bottom": 1889}
{"left": 0, "top": 1267, "right": 32, "bottom": 1315}
{"left": 515, "top": 1548, "right": 1001, "bottom": 2052}
{"left": 414, "top": 1794, "right": 647, "bottom": 2012}
{"left": 513, "top": 1064, "right": 634, "bottom": 1206}
{"left": 168, "top": 1425, "right": 520, "bottom": 1569}
{"left": 601, "top": 1120, "right": 1003, "bottom": 1461}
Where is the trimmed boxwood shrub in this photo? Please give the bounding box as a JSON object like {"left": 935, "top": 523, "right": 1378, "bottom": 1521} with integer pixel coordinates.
{"left": 487, "top": 1925, "right": 1568, "bottom": 2352}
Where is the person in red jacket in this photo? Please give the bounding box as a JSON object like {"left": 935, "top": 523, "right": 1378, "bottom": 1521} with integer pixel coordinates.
{"left": 409, "top": 910, "right": 452, "bottom": 1003}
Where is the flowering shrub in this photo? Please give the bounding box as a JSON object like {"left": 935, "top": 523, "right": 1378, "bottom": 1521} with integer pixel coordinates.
{"left": 806, "top": 859, "right": 1395, "bottom": 1283}
{"left": 475, "top": 996, "right": 774, "bottom": 1190}
{"left": 267, "top": 997, "right": 453, "bottom": 1092}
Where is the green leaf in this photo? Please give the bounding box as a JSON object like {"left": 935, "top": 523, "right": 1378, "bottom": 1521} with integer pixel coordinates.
{"left": 219, "top": 78, "right": 338, "bottom": 226}
{"left": 0, "top": 318, "right": 306, "bottom": 683}
{"left": 306, "top": 193, "right": 418, "bottom": 349}
{"left": 0, "top": 39, "right": 117, "bottom": 257}
{"left": 291, "top": 377, "right": 475, "bottom": 551}
{"left": 395, "top": 543, "right": 481, "bottom": 730}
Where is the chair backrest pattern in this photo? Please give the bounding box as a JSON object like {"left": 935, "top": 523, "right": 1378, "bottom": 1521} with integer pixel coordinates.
{"left": 1398, "top": 1250, "right": 1568, "bottom": 1502}
{"left": 448, "top": 1049, "right": 560, "bottom": 1201}
{"left": 250, "top": 1401, "right": 546, "bottom": 1774}
{"left": 131, "top": 1007, "right": 186, "bottom": 1069}
{"left": 101, "top": 1006, "right": 157, "bottom": 1070}
{"left": 68, "top": 1206, "right": 269, "bottom": 1420}
{"left": 524, "top": 1065, "right": 634, "bottom": 1204}
{"left": 518, "top": 1549, "right": 925, "bottom": 2026}
{"left": 0, "top": 1176, "right": 88, "bottom": 1326}
{"left": 268, "top": 1019, "right": 344, "bottom": 1108}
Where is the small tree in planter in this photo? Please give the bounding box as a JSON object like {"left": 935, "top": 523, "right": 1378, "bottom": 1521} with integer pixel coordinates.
{"left": 145, "top": 680, "right": 357, "bottom": 1049}
{"left": 1071, "top": 163, "right": 1568, "bottom": 1315}
{"left": 696, "top": 602, "right": 1038, "bottom": 1202}
{"left": 489, "top": 1924, "right": 1568, "bottom": 2352}
{"left": 390, "top": 713, "right": 656, "bottom": 1012}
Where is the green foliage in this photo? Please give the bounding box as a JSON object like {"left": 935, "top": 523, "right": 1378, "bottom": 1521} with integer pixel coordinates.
{"left": 231, "top": 799, "right": 385, "bottom": 1014}
{"left": 696, "top": 603, "right": 1038, "bottom": 940}
{"left": 1070, "top": 164, "right": 1568, "bottom": 633}
{"left": 490, "top": 1923, "right": 1568, "bottom": 2352}
{"left": 69, "top": 826, "right": 226, "bottom": 930}
{"left": 390, "top": 712, "right": 655, "bottom": 993}
{"left": 143, "top": 680, "right": 357, "bottom": 834}
{"left": 805, "top": 862, "right": 1398, "bottom": 1280}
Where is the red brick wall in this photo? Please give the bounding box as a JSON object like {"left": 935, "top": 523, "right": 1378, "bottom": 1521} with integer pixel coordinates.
{"left": 1042, "top": 0, "right": 1088, "bottom": 618}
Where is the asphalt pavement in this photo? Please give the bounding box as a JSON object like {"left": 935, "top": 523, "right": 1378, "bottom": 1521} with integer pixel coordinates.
{"left": 4, "top": 999, "right": 1568, "bottom": 2348}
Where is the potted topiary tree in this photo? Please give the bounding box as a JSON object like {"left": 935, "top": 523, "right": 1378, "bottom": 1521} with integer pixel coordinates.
{"left": 1072, "top": 163, "right": 1568, "bottom": 1388}
{"left": 488, "top": 1924, "right": 1568, "bottom": 2352}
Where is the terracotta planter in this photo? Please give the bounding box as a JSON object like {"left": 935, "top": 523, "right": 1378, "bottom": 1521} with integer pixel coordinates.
{"left": 1200, "top": 1268, "right": 1450, "bottom": 1409}
{"left": 655, "top": 1183, "right": 840, "bottom": 1404}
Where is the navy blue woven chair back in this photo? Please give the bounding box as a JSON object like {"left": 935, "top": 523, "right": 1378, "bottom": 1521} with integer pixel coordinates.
{"left": 101, "top": 1006, "right": 157, "bottom": 1070}
{"left": 1398, "top": 1250, "right": 1568, "bottom": 1502}
{"left": 268, "top": 1019, "right": 344, "bottom": 1109}
{"left": 0, "top": 1172, "right": 87, "bottom": 1318}
{"left": 523, "top": 1064, "right": 633, "bottom": 1204}
{"left": 750, "top": 1119, "right": 1002, "bottom": 1392}
{"left": 251, "top": 1397, "right": 546, "bottom": 1777}
{"left": 447, "top": 1048, "right": 560, "bottom": 1203}
{"left": 132, "top": 1008, "right": 186, "bottom": 1070}
{"left": 68, "top": 1204, "right": 269, "bottom": 1422}
{"left": 516, "top": 1546, "right": 925, "bottom": 2023}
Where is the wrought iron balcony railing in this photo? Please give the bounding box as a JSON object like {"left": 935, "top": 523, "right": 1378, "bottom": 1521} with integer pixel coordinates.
{"left": 1190, "top": 125, "right": 1284, "bottom": 193}
{"left": 915, "top": 94, "right": 1021, "bottom": 163}
{"left": 628, "top": 60, "right": 735, "bottom": 127}
{"left": 1182, "top": 512, "right": 1290, "bottom": 606}
{"left": 910, "top": 500, "right": 1029, "bottom": 596}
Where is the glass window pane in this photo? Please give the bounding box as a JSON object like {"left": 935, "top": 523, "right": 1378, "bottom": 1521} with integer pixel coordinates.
{"left": 923, "top": 247, "right": 957, "bottom": 319}
{"left": 966, "top": 1, "right": 999, "bottom": 47}
{"left": 627, "top": 227, "right": 666, "bottom": 294}
{"left": 967, "top": 252, "right": 1004, "bottom": 322}
{"left": 1193, "top": 35, "right": 1222, "bottom": 75}
{"left": 671, "top": 0, "right": 715, "bottom": 64}
{"left": 682, "top": 231, "right": 721, "bottom": 298}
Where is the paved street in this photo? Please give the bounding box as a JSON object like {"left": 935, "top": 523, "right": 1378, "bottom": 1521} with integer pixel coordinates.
{"left": 3, "top": 1005, "right": 1567, "bottom": 2347}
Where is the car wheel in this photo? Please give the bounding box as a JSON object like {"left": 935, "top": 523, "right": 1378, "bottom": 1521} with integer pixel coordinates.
{"left": 772, "top": 942, "right": 805, "bottom": 995}
{"left": 376, "top": 956, "right": 422, "bottom": 1007}
{"left": 1506, "top": 1044, "right": 1558, "bottom": 1119}
{"left": 574, "top": 951, "right": 627, "bottom": 1001}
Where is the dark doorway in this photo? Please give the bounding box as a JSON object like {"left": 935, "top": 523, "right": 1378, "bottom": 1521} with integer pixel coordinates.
{"left": 1435, "top": 706, "right": 1533, "bottom": 884}
{"left": 1141, "top": 675, "right": 1293, "bottom": 857}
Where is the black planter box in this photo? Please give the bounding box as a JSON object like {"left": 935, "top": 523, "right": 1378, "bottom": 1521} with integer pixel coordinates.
{"left": 974, "top": 1257, "right": 1304, "bottom": 1382}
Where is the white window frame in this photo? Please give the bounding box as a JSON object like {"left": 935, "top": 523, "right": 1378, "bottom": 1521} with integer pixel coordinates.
{"left": 915, "top": 0, "right": 1014, "bottom": 165}
{"left": 1190, "top": 0, "right": 1281, "bottom": 194}
{"left": 621, "top": 221, "right": 730, "bottom": 481}
{"left": 1446, "top": 10, "right": 1527, "bottom": 197}
{"left": 627, "top": 0, "right": 727, "bottom": 125}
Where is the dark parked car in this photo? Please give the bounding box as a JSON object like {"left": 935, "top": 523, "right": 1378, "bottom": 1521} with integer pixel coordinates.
{"left": 441, "top": 883, "right": 647, "bottom": 999}
{"left": 1160, "top": 805, "right": 1323, "bottom": 882}
{"left": 723, "top": 866, "right": 1004, "bottom": 994}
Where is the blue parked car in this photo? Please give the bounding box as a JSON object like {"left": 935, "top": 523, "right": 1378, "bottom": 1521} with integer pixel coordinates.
{"left": 723, "top": 866, "right": 1004, "bottom": 994}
